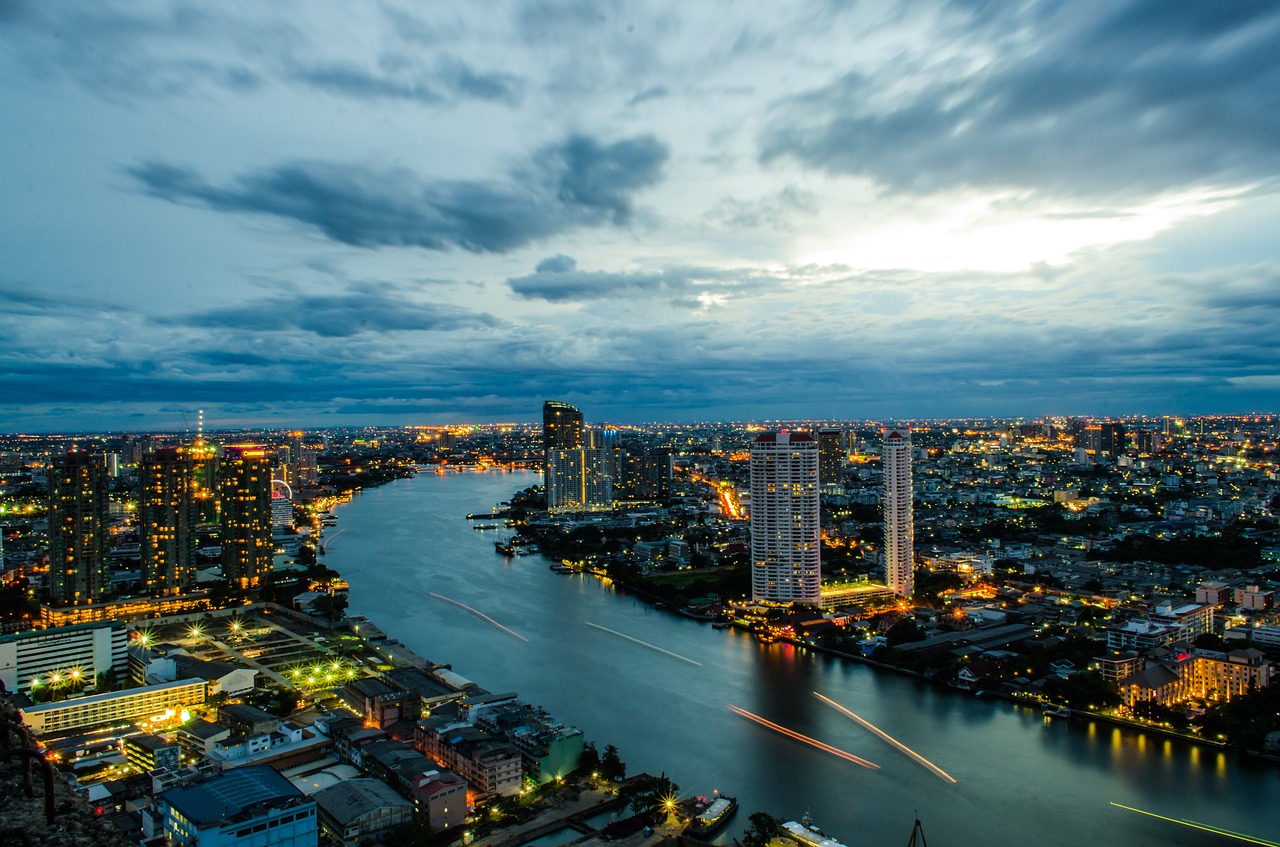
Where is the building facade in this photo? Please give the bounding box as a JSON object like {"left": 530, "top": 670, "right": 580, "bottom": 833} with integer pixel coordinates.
{"left": 0, "top": 620, "right": 127, "bottom": 695}
{"left": 749, "top": 431, "right": 821, "bottom": 605}
{"left": 220, "top": 445, "right": 274, "bottom": 589}
{"left": 818, "top": 429, "right": 844, "bottom": 486}
{"left": 882, "top": 428, "right": 914, "bottom": 597}
{"left": 139, "top": 447, "right": 199, "bottom": 596}
{"left": 157, "top": 766, "right": 317, "bottom": 847}
{"left": 20, "top": 677, "right": 208, "bottom": 735}
{"left": 542, "top": 400, "right": 583, "bottom": 453}
{"left": 47, "top": 452, "right": 110, "bottom": 605}
{"left": 545, "top": 448, "right": 613, "bottom": 512}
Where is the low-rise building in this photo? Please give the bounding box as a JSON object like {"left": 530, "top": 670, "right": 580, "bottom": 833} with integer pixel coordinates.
{"left": 125, "top": 732, "right": 182, "bottom": 772}
{"left": 415, "top": 720, "right": 522, "bottom": 798}
{"left": 20, "top": 677, "right": 208, "bottom": 736}
{"left": 412, "top": 770, "right": 467, "bottom": 832}
{"left": 312, "top": 778, "right": 412, "bottom": 847}
{"left": 155, "top": 765, "right": 317, "bottom": 847}
{"left": 0, "top": 620, "right": 127, "bottom": 695}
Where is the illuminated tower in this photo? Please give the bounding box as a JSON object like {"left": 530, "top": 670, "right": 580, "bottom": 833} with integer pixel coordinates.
{"left": 883, "top": 428, "right": 913, "bottom": 597}
{"left": 47, "top": 452, "right": 110, "bottom": 605}
{"left": 546, "top": 448, "right": 613, "bottom": 512}
{"left": 543, "top": 401, "right": 583, "bottom": 452}
{"left": 818, "top": 429, "right": 843, "bottom": 486}
{"left": 749, "top": 431, "right": 821, "bottom": 605}
{"left": 219, "top": 445, "right": 273, "bottom": 589}
{"left": 139, "top": 447, "right": 198, "bottom": 596}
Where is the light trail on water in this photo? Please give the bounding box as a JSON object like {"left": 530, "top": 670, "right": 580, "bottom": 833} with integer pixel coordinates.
{"left": 727, "top": 704, "right": 879, "bottom": 770}
{"left": 813, "top": 691, "right": 957, "bottom": 784}
{"left": 1110, "top": 803, "right": 1280, "bottom": 845}
{"left": 584, "top": 622, "right": 702, "bottom": 666}
{"left": 427, "top": 592, "right": 529, "bottom": 642}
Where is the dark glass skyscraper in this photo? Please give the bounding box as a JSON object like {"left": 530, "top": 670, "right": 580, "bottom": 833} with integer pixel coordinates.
{"left": 47, "top": 452, "right": 110, "bottom": 605}
{"left": 542, "top": 401, "right": 584, "bottom": 453}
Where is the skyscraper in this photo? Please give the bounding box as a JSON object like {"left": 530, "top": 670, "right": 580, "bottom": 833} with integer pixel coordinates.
{"left": 882, "top": 428, "right": 913, "bottom": 597}
{"left": 749, "top": 431, "right": 820, "bottom": 605}
{"left": 219, "top": 445, "right": 273, "bottom": 589}
{"left": 546, "top": 448, "right": 613, "bottom": 512}
{"left": 818, "top": 429, "right": 844, "bottom": 486}
{"left": 139, "top": 447, "right": 198, "bottom": 596}
{"left": 543, "top": 401, "right": 584, "bottom": 453}
{"left": 47, "top": 452, "right": 110, "bottom": 605}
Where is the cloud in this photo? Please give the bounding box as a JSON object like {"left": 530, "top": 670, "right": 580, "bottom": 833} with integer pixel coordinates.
{"left": 760, "top": 0, "right": 1280, "bottom": 199}
{"left": 509, "top": 259, "right": 671, "bottom": 302}
{"left": 128, "top": 133, "right": 668, "bottom": 252}
{"left": 160, "top": 289, "right": 503, "bottom": 338}
{"left": 287, "top": 55, "right": 524, "bottom": 106}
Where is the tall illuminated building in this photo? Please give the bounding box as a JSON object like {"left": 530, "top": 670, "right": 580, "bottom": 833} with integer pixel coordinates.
{"left": 47, "top": 452, "right": 110, "bottom": 605}
{"left": 818, "top": 429, "right": 843, "bottom": 486}
{"left": 543, "top": 400, "right": 585, "bottom": 501}
{"left": 219, "top": 445, "right": 273, "bottom": 589}
{"left": 749, "top": 431, "right": 820, "bottom": 605}
{"left": 546, "top": 448, "right": 613, "bottom": 512}
{"left": 543, "top": 401, "right": 584, "bottom": 452}
{"left": 882, "top": 428, "right": 913, "bottom": 597}
{"left": 139, "top": 447, "right": 198, "bottom": 596}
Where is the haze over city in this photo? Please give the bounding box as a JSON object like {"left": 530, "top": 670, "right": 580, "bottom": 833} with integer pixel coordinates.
{"left": 2, "top": 1, "right": 1279, "bottom": 431}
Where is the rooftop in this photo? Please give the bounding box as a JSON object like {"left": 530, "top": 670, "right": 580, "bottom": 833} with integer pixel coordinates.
{"left": 162, "top": 765, "right": 304, "bottom": 827}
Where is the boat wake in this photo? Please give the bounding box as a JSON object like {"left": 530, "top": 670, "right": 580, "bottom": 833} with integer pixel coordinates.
{"left": 727, "top": 704, "right": 879, "bottom": 770}
{"left": 428, "top": 592, "right": 529, "bottom": 642}
{"left": 584, "top": 621, "right": 702, "bottom": 666}
{"left": 813, "top": 691, "right": 956, "bottom": 783}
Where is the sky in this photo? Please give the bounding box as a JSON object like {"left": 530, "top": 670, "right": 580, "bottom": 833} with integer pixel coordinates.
{"left": 2, "top": 0, "right": 1279, "bottom": 432}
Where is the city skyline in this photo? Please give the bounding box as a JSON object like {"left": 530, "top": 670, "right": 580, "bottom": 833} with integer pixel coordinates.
{"left": 3, "top": 3, "right": 1280, "bottom": 431}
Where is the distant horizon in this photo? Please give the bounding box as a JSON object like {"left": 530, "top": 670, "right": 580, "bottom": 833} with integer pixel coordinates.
{"left": 5, "top": 409, "right": 1275, "bottom": 438}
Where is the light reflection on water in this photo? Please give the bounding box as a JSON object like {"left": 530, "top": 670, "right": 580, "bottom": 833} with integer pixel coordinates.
{"left": 334, "top": 470, "right": 1280, "bottom": 847}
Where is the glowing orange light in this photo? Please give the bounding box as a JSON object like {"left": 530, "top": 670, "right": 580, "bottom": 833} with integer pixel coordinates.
{"left": 727, "top": 704, "right": 879, "bottom": 770}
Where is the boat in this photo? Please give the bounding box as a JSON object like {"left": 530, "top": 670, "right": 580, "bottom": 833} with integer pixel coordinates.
{"left": 473, "top": 524, "right": 500, "bottom": 530}
{"left": 711, "top": 622, "right": 731, "bottom": 630}
{"left": 494, "top": 540, "right": 515, "bottom": 556}
{"left": 549, "top": 563, "right": 574, "bottom": 574}
{"left": 689, "top": 794, "right": 738, "bottom": 836}
{"left": 781, "top": 816, "right": 849, "bottom": 847}
{"left": 1041, "top": 703, "right": 1071, "bottom": 718}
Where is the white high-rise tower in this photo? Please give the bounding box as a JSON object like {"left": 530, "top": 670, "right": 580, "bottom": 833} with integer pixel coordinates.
{"left": 883, "top": 428, "right": 913, "bottom": 597}
{"left": 750, "top": 431, "right": 821, "bottom": 604}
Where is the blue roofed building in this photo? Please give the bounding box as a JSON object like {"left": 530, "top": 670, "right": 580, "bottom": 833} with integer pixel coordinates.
{"left": 154, "top": 764, "right": 317, "bottom": 847}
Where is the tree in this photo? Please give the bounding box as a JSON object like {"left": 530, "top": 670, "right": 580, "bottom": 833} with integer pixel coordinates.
{"left": 741, "top": 812, "right": 782, "bottom": 847}
{"left": 578, "top": 742, "right": 600, "bottom": 775}
{"left": 599, "top": 744, "right": 626, "bottom": 781}
{"left": 885, "top": 617, "right": 925, "bottom": 646}
{"left": 622, "top": 773, "right": 679, "bottom": 816}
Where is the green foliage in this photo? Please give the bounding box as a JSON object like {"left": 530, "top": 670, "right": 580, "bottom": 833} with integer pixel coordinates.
{"left": 1197, "top": 685, "right": 1280, "bottom": 749}
{"left": 885, "top": 617, "right": 925, "bottom": 647}
{"left": 621, "top": 773, "right": 679, "bottom": 816}
{"left": 578, "top": 742, "right": 600, "bottom": 775}
{"left": 599, "top": 744, "right": 626, "bottom": 781}
{"left": 1098, "top": 534, "right": 1262, "bottom": 569}
{"left": 1041, "top": 671, "right": 1121, "bottom": 710}
{"left": 741, "top": 812, "right": 783, "bottom": 847}
{"left": 913, "top": 569, "right": 964, "bottom": 606}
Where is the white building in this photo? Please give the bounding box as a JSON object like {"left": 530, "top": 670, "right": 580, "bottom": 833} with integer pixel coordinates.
{"left": 749, "top": 431, "right": 820, "bottom": 604}
{"left": 0, "top": 620, "right": 127, "bottom": 695}
{"left": 883, "top": 428, "right": 914, "bottom": 597}
{"left": 546, "top": 448, "right": 613, "bottom": 512}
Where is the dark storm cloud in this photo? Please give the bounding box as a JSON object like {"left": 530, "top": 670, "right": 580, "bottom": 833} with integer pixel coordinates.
{"left": 128, "top": 133, "right": 668, "bottom": 252}
{"left": 287, "top": 56, "right": 524, "bottom": 106}
{"left": 509, "top": 257, "right": 672, "bottom": 302}
{"left": 761, "top": 0, "right": 1280, "bottom": 197}
{"left": 162, "top": 291, "right": 503, "bottom": 338}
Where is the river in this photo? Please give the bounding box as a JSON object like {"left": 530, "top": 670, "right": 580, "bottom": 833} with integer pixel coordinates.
{"left": 329, "top": 470, "right": 1280, "bottom": 847}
